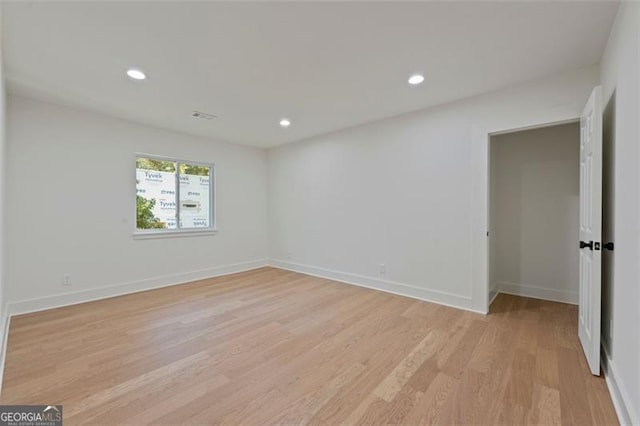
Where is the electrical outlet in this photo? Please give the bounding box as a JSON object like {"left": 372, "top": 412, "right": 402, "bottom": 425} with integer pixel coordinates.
{"left": 379, "top": 264, "right": 386, "bottom": 275}
{"left": 62, "top": 273, "right": 72, "bottom": 286}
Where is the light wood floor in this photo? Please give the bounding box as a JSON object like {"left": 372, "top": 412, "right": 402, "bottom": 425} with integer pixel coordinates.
{"left": 2, "top": 267, "right": 617, "bottom": 425}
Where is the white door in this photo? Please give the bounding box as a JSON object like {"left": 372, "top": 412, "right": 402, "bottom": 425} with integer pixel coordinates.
{"left": 579, "top": 86, "right": 603, "bottom": 376}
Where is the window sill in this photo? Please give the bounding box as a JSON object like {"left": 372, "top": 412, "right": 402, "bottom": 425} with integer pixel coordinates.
{"left": 133, "top": 229, "right": 218, "bottom": 240}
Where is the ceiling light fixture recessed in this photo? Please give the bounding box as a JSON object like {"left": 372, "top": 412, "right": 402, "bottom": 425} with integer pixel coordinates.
{"left": 408, "top": 74, "right": 424, "bottom": 85}
{"left": 280, "top": 118, "right": 291, "bottom": 127}
{"left": 126, "top": 68, "right": 146, "bottom": 80}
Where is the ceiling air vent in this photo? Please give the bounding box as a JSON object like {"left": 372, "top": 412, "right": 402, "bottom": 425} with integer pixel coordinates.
{"left": 192, "top": 111, "right": 217, "bottom": 120}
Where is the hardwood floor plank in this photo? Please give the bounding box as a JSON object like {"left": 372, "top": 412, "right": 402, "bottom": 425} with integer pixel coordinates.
{"left": 585, "top": 374, "right": 620, "bottom": 425}
{"left": 261, "top": 362, "right": 367, "bottom": 425}
{"left": 401, "top": 372, "right": 459, "bottom": 425}
{"left": 558, "top": 346, "right": 596, "bottom": 425}
{"left": 438, "top": 319, "right": 487, "bottom": 378}
{"left": 535, "top": 347, "right": 560, "bottom": 389}
{"left": 1, "top": 269, "right": 618, "bottom": 425}
{"left": 367, "top": 360, "right": 441, "bottom": 425}
{"left": 442, "top": 367, "right": 487, "bottom": 425}
{"left": 527, "top": 383, "right": 561, "bottom": 425}
{"left": 372, "top": 329, "right": 442, "bottom": 402}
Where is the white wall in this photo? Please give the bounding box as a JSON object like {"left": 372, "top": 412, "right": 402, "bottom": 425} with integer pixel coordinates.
{"left": 5, "top": 95, "right": 268, "bottom": 313}
{"left": 489, "top": 123, "right": 579, "bottom": 304}
{"left": 599, "top": 3, "right": 640, "bottom": 424}
{"left": 268, "top": 66, "right": 599, "bottom": 313}
{"left": 0, "top": 3, "right": 8, "bottom": 389}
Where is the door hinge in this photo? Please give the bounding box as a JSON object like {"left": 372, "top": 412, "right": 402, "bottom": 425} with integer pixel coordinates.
{"left": 604, "top": 242, "right": 614, "bottom": 251}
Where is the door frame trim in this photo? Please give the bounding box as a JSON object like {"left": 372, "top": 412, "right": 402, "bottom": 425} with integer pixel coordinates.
{"left": 483, "top": 117, "right": 580, "bottom": 313}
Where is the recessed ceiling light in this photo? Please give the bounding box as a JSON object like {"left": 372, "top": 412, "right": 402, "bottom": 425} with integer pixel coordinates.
{"left": 408, "top": 74, "right": 424, "bottom": 85}
{"left": 280, "top": 118, "right": 291, "bottom": 127}
{"left": 126, "top": 69, "right": 146, "bottom": 80}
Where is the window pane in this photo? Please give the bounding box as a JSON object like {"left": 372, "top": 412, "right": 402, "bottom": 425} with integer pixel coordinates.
{"left": 179, "top": 163, "right": 211, "bottom": 229}
{"left": 136, "top": 158, "right": 177, "bottom": 230}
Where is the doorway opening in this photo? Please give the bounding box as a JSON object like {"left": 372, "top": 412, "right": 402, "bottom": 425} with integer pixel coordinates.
{"left": 488, "top": 121, "right": 581, "bottom": 306}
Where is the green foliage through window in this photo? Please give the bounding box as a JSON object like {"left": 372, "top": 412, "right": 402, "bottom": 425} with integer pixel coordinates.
{"left": 136, "top": 158, "right": 176, "bottom": 172}
{"left": 135, "top": 158, "right": 209, "bottom": 176}
{"left": 136, "top": 195, "right": 167, "bottom": 229}
{"left": 179, "top": 163, "right": 210, "bottom": 176}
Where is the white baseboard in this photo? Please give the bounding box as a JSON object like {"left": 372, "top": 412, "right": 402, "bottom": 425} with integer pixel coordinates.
{"left": 602, "top": 346, "right": 639, "bottom": 426}
{"left": 7, "top": 259, "right": 268, "bottom": 316}
{"left": 489, "top": 288, "right": 499, "bottom": 306}
{"left": 497, "top": 281, "right": 578, "bottom": 305}
{"left": 267, "top": 259, "right": 483, "bottom": 314}
{"left": 0, "top": 309, "right": 10, "bottom": 397}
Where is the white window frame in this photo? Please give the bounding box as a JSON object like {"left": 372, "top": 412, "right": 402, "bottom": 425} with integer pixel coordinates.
{"left": 133, "top": 153, "right": 216, "bottom": 239}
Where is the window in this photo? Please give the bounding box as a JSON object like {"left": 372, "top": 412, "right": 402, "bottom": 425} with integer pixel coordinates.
{"left": 135, "top": 155, "right": 214, "bottom": 235}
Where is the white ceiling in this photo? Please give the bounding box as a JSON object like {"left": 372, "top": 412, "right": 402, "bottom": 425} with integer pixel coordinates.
{"left": 3, "top": 1, "right": 618, "bottom": 148}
